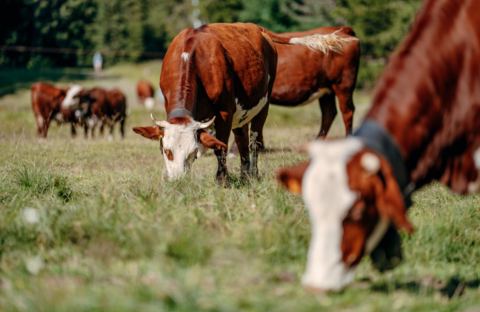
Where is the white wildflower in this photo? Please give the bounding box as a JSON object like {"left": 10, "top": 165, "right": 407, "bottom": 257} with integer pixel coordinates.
{"left": 22, "top": 208, "right": 39, "bottom": 225}
{"left": 25, "top": 256, "right": 44, "bottom": 275}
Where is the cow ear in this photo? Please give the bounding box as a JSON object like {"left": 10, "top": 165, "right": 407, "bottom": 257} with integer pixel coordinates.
{"left": 132, "top": 126, "right": 164, "bottom": 140}
{"left": 373, "top": 156, "right": 414, "bottom": 234}
{"left": 198, "top": 130, "right": 227, "bottom": 150}
{"left": 277, "top": 162, "right": 309, "bottom": 194}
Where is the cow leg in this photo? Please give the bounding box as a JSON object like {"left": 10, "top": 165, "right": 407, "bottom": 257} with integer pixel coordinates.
{"left": 70, "top": 123, "right": 77, "bottom": 138}
{"left": 318, "top": 92, "right": 337, "bottom": 138}
{"left": 108, "top": 120, "right": 115, "bottom": 141}
{"left": 232, "top": 125, "right": 250, "bottom": 179}
{"left": 83, "top": 123, "right": 89, "bottom": 139}
{"left": 213, "top": 116, "right": 231, "bottom": 185}
{"left": 119, "top": 117, "right": 126, "bottom": 139}
{"left": 42, "top": 117, "right": 51, "bottom": 138}
{"left": 249, "top": 104, "right": 269, "bottom": 178}
{"left": 99, "top": 120, "right": 105, "bottom": 137}
{"left": 35, "top": 114, "right": 44, "bottom": 137}
{"left": 332, "top": 85, "right": 355, "bottom": 136}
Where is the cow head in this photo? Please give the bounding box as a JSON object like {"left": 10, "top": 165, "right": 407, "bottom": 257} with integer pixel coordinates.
{"left": 277, "top": 138, "right": 413, "bottom": 291}
{"left": 133, "top": 114, "right": 226, "bottom": 180}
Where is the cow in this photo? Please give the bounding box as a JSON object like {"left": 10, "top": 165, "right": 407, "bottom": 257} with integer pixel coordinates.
{"left": 277, "top": 0, "right": 480, "bottom": 292}
{"left": 132, "top": 23, "right": 351, "bottom": 182}
{"left": 31, "top": 82, "right": 84, "bottom": 138}
{"left": 77, "top": 87, "right": 127, "bottom": 139}
{"left": 136, "top": 79, "right": 156, "bottom": 110}
{"left": 271, "top": 26, "right": 360, "bottom": 139}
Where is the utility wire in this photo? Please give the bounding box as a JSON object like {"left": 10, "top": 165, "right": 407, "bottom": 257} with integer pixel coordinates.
{"left": 0, "top": 45, "right": 163, "bottom": 57}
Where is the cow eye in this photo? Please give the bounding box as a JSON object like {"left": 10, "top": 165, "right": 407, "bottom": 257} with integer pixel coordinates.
{"left": 164, "top": 149, "right": 174, "bottom": 161}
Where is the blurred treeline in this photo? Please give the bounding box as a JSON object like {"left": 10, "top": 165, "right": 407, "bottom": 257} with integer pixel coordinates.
{"left": 0, "top": 0, "right": 421, "bottom": 88}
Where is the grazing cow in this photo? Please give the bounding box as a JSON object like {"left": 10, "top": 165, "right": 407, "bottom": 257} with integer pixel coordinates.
{"left": 133, "top": 23, "right": 350, "bottom": 182}
{"left": 104, "top": 88, "right": 127, "bottom": 139}
{"left": 270, "top": 26, "right": 360, "bottom": 141}
{"left": 136, "top": 80, "right": 156, "bottom": 110}
{"left": 77, "top": 87, "right": 127, "bottom": 139}
{"left": 278, "top": 0, "right": 480, "bottom": 291}
{"left": 31, "top": 82, "right": 83, "bottom": 138}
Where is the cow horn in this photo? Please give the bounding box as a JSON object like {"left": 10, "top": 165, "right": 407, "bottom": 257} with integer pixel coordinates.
{"left": 150, "top": 113, "right": 169, "bottom": 128}
{"left": 198, "top": 116, "right": 215, "bottom": 129}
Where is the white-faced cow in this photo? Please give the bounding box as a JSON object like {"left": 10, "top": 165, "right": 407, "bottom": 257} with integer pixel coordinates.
{"left": 278, "top": 0, "right": 480, "bottom": 291}
{"left": 133, "top": 23, "right": 351, "bottom": 182}
{"left": 31, "top": 82, "right": 84, "bottom": 138}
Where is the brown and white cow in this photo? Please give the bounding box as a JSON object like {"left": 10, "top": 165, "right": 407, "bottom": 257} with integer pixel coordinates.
{"left": 269, "top": 26, "right": 360, "bottom": 142}
{"left": 77, "top": 87, "right": 127, "bottom": 139}
{"left": 278, "top": 0, "right": 480, "bottom": 291}
{"left": 136, "top": 79, "right": 155, "bottom": 110}
{"left": 31, "top": 82, "right": 84, "bottom": 138}
{"left": 133, "top": 23, "right": 350, "bottom": 182}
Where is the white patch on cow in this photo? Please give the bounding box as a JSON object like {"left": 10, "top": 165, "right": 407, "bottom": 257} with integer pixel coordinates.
{"left": 54, "top": 112, "right": 63, "bottom": 123}
{"left": 468, "top": 180, "right": 480, "bottom": 193}
{"left": 181, "top": 52, "right": 190, "bottom": 63}
{"left": 232, "top": 95, "right": 268, "bottom": 129}
{"left": 474, "top": 148, "right": 480, "bottom": 170}
{"left": 62, "top": 85, "right": 82, "bottom": 108}
{"left": 231, "top": 75, "right": 270, "bottom": 129}
{"left": 75, "top": 110, "right": 82, "bottom": 118}
{"left": 36, "top": 116, "right": 44, "bottom": 127}
{"left": 365, "top": 218, "right": 390, "bottom": 254}
{"left": 467, "top": 148, "right": 480, "bottom": 194}
{"left": 301, "top": 138, "right": 363, "bottom": 291}
{"left": 360, "top": 153, "right": 380, "bottom": 174}
{"left": 145, "top": 97, "right": 155, "bottom": 110}
{"left": 300, "top": 88, "right": 332, "bottom": 106}
{"left": 87, "top": 117, "right": 97, "bottom": 128}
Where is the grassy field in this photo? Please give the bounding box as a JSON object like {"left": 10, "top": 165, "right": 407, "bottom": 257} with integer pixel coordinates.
{"left": 0, "top": 62, "right": 479, "bottom": 311}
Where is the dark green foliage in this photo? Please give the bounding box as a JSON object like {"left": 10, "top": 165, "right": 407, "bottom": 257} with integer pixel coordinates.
{"left": 0, "top": 0, "right": 421, "bottom": 86}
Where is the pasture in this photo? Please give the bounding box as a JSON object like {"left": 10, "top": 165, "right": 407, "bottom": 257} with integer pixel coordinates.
{"left": 0, "top": 62, "right": 478, "bottom": 311}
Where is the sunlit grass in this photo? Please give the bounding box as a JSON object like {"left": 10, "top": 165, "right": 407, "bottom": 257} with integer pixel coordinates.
{"left": 0, "top": 63, "right": 478, "bottom": 311}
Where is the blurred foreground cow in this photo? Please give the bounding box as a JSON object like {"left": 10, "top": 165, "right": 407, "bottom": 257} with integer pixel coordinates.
{"left": 133, "top": 23, "right": 351, "bottom": 182}
{"left": 269, "top": 26, "right": 360, "bottom": 142}
{"left": 136, "top": 80, "right": 155, "bottom": 110}
{"left": 278, "top": 0, "right": 480, "bottom": 291}
{"left": 78, "top": 87, "right": 127, "bottom": 139}
{"left": 31, "top": 82, "right": 83, "bottom": 138}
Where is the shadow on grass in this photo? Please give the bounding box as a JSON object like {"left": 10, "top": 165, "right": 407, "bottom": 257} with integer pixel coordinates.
{"left": 0, "top": 67, "right": 120, "bottom": 96}
{"left": 370, "top": 275, "right": 480, "bottom": 299}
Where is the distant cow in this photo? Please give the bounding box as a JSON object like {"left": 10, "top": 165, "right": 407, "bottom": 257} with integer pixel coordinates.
{"left": 270, "top": 26, "right": 360, "bottom": 141}
{"left": 278, "top": 0, "right": 480, "bottom": 291}
{"left": 31, "top": 82, "right": 83, "bottom": 138}
{"left": 77, "top": 87, "right": 127, "bottom": 139}
{"left": 133, "top": 23, "right": 350, "bottom": 182}
{"left": 136, "top": 80, "right": 155, "bottom": 110}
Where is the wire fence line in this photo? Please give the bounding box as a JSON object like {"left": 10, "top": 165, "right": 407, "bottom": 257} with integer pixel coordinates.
{"left": 0, "top": 45, "right": 164, "bottom": 58}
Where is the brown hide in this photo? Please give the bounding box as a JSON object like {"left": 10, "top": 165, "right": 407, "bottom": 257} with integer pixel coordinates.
{"left": 158, "top": 23, "right": 278, "bottom": 181}
{"left": 136, "top": 80, "right": 155, "bottom": 103}
{"left": 367, "top": 0, "right": 480, "bottom": 193}
{"left": 31, "top": 82, "right": 67, "bottom": 138}
{"left": 271, "top": 26, "right": 360, "bottom": 137}
{"left": 80, "top": 87, "right": 127, "bottom": 138}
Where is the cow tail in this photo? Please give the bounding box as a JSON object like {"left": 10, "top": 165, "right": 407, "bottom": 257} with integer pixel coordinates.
{"left": 261, "top": 28, "right": 357, "bottom": 55}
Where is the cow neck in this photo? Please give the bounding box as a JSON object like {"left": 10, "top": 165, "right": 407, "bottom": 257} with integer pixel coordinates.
{"left": 353, "top": 120, "right": 413, "bottom": 207}
{"left": 168, "top": 108, "right": 193, "bottom": 120}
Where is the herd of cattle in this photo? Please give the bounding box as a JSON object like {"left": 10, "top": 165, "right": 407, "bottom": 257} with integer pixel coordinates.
{"left": 29, "top": 0, "right": 479, "bottom": 292}
{"left": 31, "top": 79, "right": 157, "bottom": 139}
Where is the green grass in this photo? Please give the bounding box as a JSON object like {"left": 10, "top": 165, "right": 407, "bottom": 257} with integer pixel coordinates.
{"left": 0, "top": 63, "right": 478, "bottom": 311}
